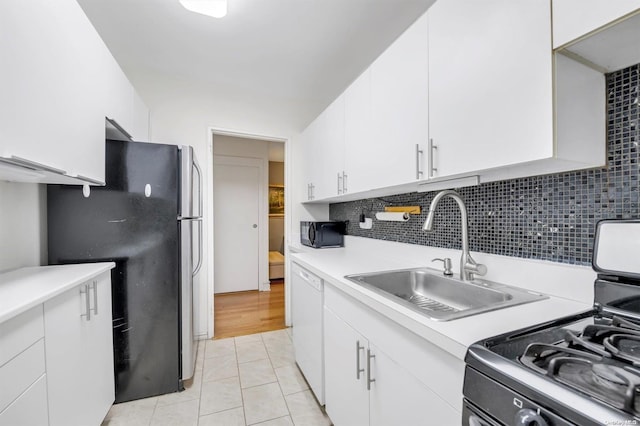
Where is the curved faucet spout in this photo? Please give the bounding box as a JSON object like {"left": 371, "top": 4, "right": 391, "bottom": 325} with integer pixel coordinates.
{"left": 422, "top": 190, "right": 485, "bottom": 281}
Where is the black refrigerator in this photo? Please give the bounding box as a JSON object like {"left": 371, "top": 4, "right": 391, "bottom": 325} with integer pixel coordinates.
{"left": 47, "top": 139, "right": 203, "bottom": 403}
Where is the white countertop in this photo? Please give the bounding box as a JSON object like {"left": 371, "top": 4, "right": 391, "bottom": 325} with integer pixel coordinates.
{"left": 289, "top": 236, "right": 593, "bottom": 360}
{"left": 0, "top": 263, "right": 115, "bottom": 323}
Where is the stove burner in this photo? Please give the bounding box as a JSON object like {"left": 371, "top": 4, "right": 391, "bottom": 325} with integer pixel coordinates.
{"left": 518, "top": 316, "right": 640, "bottom": 416}
{"left": 593, "top": 363, "right": 629, "bottom": 386}
{"left": 604, "top": 334, "right": 640, "bottom": 366}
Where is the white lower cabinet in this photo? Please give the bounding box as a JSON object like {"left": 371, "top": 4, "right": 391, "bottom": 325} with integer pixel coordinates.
{"left": 0, "top": 375, "right": 49, "bottom": 426}
{"left": 0, "top": 306, "right": 47, "bottom": 426}
{"left": 324, "top": 303, "right": 460, "bottom": 426}
{"left": 324, "top": 307, "right": 369, "bottom": 426}
{"left": 44, "top": 273, "right": 114, "bottom": 426}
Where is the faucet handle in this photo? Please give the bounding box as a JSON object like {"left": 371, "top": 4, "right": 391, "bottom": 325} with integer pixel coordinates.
{"left": 432, "top": 258, "right": 453, "bottom": 276}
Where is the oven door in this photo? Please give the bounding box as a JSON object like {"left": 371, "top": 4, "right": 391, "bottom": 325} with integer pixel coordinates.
{"left": 463, "top": 401, "right": 502, "bottom": 426}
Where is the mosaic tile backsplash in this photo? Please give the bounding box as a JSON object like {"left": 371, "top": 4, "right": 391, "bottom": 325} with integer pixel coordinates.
{"left": 329, "top": 64, "right": 640, "bottom": 266}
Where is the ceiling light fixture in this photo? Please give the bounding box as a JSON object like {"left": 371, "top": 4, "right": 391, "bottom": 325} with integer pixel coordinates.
{"left": 179, "top": 0, "right": 227, "bottom": 18}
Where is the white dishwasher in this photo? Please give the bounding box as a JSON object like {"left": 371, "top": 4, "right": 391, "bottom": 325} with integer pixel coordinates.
{"left": 291, "top": 261, "right": 324, "bottom": 404}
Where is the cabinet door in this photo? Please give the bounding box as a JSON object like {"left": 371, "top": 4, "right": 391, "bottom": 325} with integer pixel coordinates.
{"left": 299, "top": 120, "right": 319, "bottom": 201}
{"left": 343, "top": 71, "right": 373, "bottom": 194}
{"left": 84, "top": 275, "right": 116, "bottom": 424}
{"left": 45, "top": 276, "right": 114, "bottom": 426}
{"left": 428, "top": 0, "right": 553, "bottom": 178}
{"left": 44, "top": 283, "right": 93, "bottom": 426}
{"left": 553, "top": 0, "right": 640, "bottom": 48}
{"left": 323, "top": 307, "right": 369, "bottom": 426}
{"left": 368, "top": 11, "right": 429, "bottom": 188}
{"left": 0, "top": 0, "right": 106, "bottom": 182}
{"left": 312, "top": 95, "right": 345, "bottom": 200}
{"left": 369, "top": 344, "right": 460, "bottom": 426}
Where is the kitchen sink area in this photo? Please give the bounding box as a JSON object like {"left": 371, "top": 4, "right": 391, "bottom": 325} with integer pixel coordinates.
{"left": 344, "top": 267, "right": 548, "bottom": 321}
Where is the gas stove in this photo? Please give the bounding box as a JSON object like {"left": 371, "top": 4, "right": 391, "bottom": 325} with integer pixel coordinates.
{"left": 463, "top": 220, "right": 640, "bottom": 426}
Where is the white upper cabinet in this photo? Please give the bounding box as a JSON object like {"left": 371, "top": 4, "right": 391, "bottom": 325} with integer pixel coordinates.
{"left": 346, "top": 11, "right": 429, "bottom": 192}
{"left": 553, "top": 1, "right": 640, "bottom": 73}
{"left": 553, "top": 0, "right": 640, "bottom": 48}
{"left": 344, "top": 71, "right": 373, "bottom": 195}
{"left": 0, "top": 0, "right": 107, "bottom": 183}
{"left": 300, "top": 95, "right": 345, "bottom": 201}
{"left": 314, "top": 96, "right": 346, "bottom": 200}
{"left": 428, "top": 0, "right": 554, "bottom": 178}
{"left": 0, "top": 0, "right": 148, "bottom": 185}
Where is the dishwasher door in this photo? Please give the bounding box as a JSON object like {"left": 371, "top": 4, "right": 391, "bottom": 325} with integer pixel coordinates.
{"left": 291, "top": 262, "right": 324, "bottom": 404}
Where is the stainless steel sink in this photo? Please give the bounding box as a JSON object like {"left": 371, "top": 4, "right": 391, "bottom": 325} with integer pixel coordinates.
{"left": 344, "top": 267, "right": 547, "bottom": 321}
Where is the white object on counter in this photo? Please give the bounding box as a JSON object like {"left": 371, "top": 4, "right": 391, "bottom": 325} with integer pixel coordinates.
{"left": 359, "top": 218, "right": 373, "bottom": 229}
{"left": 375, "top": 211, "right": 410, "bottom": 222}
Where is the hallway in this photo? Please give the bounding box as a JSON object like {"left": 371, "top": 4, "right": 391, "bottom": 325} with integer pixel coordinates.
{"left": 214, "top": 281, "right": 286, "bottom": 339}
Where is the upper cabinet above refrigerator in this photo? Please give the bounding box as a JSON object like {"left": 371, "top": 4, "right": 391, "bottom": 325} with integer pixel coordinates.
{"left": 0, "top": 0, "right": 149, "bottom": 186}
{"left": 553, "top": 0, "right": 640, "bottom": 72}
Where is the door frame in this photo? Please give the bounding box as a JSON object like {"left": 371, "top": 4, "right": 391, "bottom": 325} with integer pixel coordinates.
{"left": 206, "top": 127, "right": 290, "bottom": 339}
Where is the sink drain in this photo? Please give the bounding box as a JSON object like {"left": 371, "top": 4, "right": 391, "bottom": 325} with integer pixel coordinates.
{"left": 399, "top": 293, "right": 459, "bottom": 313}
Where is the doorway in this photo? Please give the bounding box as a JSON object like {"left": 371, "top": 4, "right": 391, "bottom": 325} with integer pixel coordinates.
{"left": 210, "top": 133, "right": 287, "bottom": 338}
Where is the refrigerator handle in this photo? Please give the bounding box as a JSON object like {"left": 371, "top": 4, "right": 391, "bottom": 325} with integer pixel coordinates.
{"left": 193, "top": 218, "right": 203, "bottom": 276}
{"left": 193, "top": 159, "right": 203, "bottom": 217}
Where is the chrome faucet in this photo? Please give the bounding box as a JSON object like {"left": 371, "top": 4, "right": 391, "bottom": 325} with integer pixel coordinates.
{"left": 423, "top": 190, "right": 487, "bottom": 281}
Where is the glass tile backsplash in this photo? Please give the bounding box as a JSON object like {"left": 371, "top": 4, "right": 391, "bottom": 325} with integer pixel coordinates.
{"left": 329, "top": 64, "right": 640, "bottom": 266}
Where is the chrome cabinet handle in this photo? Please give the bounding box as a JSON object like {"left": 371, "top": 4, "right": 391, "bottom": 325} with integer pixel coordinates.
{"left": 428, "top": 138, "right": 438, "bottom": 177}
{"left": 310, "top": 183, "right": 315, "bottom": 200}
{"left": 80, "top": 284, "right": 91, "bottom": 321}
{"left": 366, "top": 349, "right": 375, "bottom": 390}
{"left": 337, "top": 173, "right": 342, "bottom": 194}
{"left": 92, "top": 280, "right": 98, "bottom": 315}
{"left": 342, "top": 171, "right": 347, "bottom": 193}
{"left": 356, "top": 341, "right": 365, "bottom": 380}
{"left": 415, "top": 144, "right": 424, "bottom": 180}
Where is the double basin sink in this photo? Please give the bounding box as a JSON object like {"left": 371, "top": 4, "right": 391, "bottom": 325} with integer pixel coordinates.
{"left": 344, "top": 267, "right": 547, "bottom": 321}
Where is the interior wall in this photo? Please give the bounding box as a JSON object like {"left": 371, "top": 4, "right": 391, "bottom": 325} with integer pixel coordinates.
{"left": 139, "top": 79, "right": 299, "bottom": 337}
{"left": 0, "top": 182, "right": 47, "bottom": 272}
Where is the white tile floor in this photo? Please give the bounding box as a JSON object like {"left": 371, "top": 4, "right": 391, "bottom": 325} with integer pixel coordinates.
{"left": 101, "top": 328, "right": 332, "bottom": 426}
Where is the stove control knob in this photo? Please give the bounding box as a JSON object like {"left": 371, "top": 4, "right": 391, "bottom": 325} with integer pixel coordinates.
{"left": 514, "top": 408, "right": 548, "bottom": 426}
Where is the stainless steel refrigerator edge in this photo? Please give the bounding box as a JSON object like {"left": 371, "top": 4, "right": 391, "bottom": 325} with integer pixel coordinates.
{"left": 47, "top": 140, "right": 203, "bottom": 403}
{"left": 178, "top": 145, "right": 203, "bottom": 384}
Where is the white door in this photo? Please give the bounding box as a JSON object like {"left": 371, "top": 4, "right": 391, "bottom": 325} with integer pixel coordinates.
{"left": 213, "top": 155, "right": 261, "bottom": 293}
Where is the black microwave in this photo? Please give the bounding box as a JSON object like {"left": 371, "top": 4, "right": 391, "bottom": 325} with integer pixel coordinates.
{"left": 300, "top": 221, "right": 346, "bottom": 248}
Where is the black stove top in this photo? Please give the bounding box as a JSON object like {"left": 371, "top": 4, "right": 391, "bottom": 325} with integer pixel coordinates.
{"left": 518, "top": 316, "right": 640, "bottom": 416}
{"left": 464, "top": 221, "right": 640, "bottom": 426}
{"left": 466, "top": 310, "right": 640, "bottom": 425}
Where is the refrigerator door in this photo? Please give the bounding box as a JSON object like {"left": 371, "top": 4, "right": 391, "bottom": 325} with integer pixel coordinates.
{"left": 180, "top": 145, "right": 203, "bottom": 219}
{"left": 48, "top": 140, "right": 182, "bottom": 403}
{"left": 180, "top": 217, "right": 201, "bottom": 381}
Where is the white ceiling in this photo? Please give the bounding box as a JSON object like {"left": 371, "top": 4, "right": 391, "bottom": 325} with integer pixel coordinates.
{"left": 77, "top": 0, "right": 433, "bottom": 130}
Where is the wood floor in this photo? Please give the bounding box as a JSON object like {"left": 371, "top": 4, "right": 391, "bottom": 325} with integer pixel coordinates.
{"left": 213, "top": 280, "right": 286, "bottom": 339}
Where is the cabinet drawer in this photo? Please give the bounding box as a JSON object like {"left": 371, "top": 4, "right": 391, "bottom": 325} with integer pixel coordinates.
{"left": 0, "top": 339, "right": 46, "bottom": 413}
{"left": 0, "top": 374, "right": 48, "bottom": 426}
{"left": 0, "top": 306, "right": 44, "bottom": 367}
